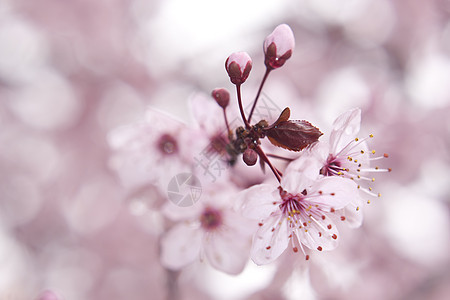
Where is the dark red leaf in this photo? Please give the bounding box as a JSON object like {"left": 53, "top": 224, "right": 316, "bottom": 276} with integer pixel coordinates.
{"left": 265, "top": 120, "right": 322, "bottom": 151}
{"left": 272, "top": 107, "right": 290, "bottom": 126}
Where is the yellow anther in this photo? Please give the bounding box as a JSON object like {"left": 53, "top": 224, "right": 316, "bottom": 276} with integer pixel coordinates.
{"left": 369, "top": 187, "right": 373, "bottom": 191}
{"left": 375, "top": 166, "right": 379, "bottom": 170}
{"left": 369, "top": 134, "right": 374, "bottom": 138}
{"left": 372, "top": 150, "right": 376, "bottom": 154}
{"left": 378, "top": 193, "right": 381, "bottom": 197}
{"left": 357, "top": 185, "right": 361, "bottom": 189}
{"left": 357, "top": 175, "right": 361, "bottom": 178}
{"left": 354, "top": 159, "right": 358, "bottom": 163}
{"left": 367, "top": 200, "right": 371, "bottom": 204}
{"left": 372, "top": 178, "right": 375, "bottom": 182}
{"left": 355, "top": 138, "right": 359, "bottom": 142}
{"left": 356, "top": 206, "right": 360, "bottom": 211}
{"left": 361, "top": 150, "right": 365, "bottom": 154}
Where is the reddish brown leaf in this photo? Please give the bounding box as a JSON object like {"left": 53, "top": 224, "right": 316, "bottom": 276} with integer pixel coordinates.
{"left": 265, "top": 120, "right": 322, "bottom": 151}
{"left": 272, "top": 107, "right": 290, "bottom": 126}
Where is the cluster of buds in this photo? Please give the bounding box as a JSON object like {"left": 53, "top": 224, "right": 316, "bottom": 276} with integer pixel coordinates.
{"left": 217, "top": 24, "right": 319, "bottom": 182}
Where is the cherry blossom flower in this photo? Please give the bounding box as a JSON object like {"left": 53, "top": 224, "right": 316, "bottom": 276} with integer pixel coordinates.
{"left": 286, "top": 108, "right": 390, "bottom": 227}
{"left": 238, "top": 168, "right": 357, "bottom": 265}
{"left": 300, "top": 109, "right": 389, "bottom": 202}
{"left": 108, "top": 108, "right": 201, "bottom": 191}
{"left": 160, "top": 184, "right": 255, "bottom": 275}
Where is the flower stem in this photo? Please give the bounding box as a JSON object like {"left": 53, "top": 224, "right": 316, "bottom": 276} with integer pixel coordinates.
{"left": 248, "top": 68, "right": 271, "bottom": 123}
{"left": 255, "top": 146, "right": 281, "bottom": 182}
{"left": 222, "top": 108, "right": 232, "bottom": 141}
{"left": 236, "top": 84, "right": 251, "bottom": 129}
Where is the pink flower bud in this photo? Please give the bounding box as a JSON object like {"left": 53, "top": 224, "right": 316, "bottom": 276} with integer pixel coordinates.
{"left": 211, "top": 88, "right": 230, "bottom": 108}
{"left": 225, "top": 52, "right": 252, "bottom": 85}
{"left": 263, "top": 24, "right": 295, "bottom": 69}
{"left": 243, "top": 148, "right": 258, "bottom": 166}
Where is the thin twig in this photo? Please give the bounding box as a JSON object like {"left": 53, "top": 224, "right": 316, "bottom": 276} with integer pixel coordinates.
{"left": 236, "top": 84, "right": 251, "bottom": 129}
{"left": 248, "top": 68, "right": 271, "bottom": 123}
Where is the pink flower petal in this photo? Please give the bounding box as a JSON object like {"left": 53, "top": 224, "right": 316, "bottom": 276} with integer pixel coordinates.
{"left": 203, "top": 227, "right": 251, "bottom": 275}
{"left": 237, "top": 184, "right": 279, "bottom": 220}
{"left": 294, "top": 216, "right": 339, "bottom": 251}
{"left": 283, "top": 152, "right": 323, "bottom": 189}
{"left": 308, "top": 177, "right": 357, "bottom": 210}
{"left": 337, "top": 197, "right": 363, "bottom": 228}
{"left": 329, "top": 108, "right": 361, "bottom": 154}
{"left": 162, "top": 201, "right": 203, "bottom": 222}
{"left": 160, "top": 223, "right": 202, "bottom": 270}
{"left": 251, "top": 216, "right": 289, "bottom": 265}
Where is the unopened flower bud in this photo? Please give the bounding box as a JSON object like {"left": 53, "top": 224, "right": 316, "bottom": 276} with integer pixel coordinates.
{"left": 225, "top": 52, "right": 252, "bottom": 85}
{"left": 243, "top": 148, "right": 258, "bottom": 166}
{"left": 263, "top": 24, "right": 295, "bottom": 69}
{"left": 211, "top": 88, "right": 230, "bottom": 108}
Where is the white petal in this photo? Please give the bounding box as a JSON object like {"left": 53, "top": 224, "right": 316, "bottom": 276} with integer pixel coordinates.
{"left": 251, "top": 215, "right": 289, "bottom": 265}
{"left": 203, "top": 228, "right": 251, "bottom": 275}
{"left": 237, "top": 184, "right": 279, "bottom": 220}
{"left": 160, "top": 224, "right": 202, "bottom": 270}
{"left": 188, "top": 92, "right": 224, "bottom": 135}
{"left": 295, "top": 216, "right": 339, "bottom": 251}
{"left": 337, "top": 196, "right": 363, "bottom": 228}
{"left": 283, "top": 152, "right": 323, "bottom": 189}
{"left": 162, "top": 201, "right": 203, "bottom": 222}
{"left": 329, "top": 108, "right": 361, "bottom": 154}
{"left": 308, "top": 177, "right": 357, "bottom": 210}
{"left": 144, "top": 107, "right": 186, "bottom": 131}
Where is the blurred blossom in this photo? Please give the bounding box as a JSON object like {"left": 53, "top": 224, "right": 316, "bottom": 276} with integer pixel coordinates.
{"left": 406, "top": 51, "right": 450, "bottom": 109}
{"left": 0, "top": 15, "right": 49, "bottom": 84}
{"left": 35, "top": 290, "right": 63, "bottom": 300}
{"left": 6, "top": 70, "right": 81, "bottom": 131}
{"left": 382, "top": 183, "right": 450, "bottom": 267}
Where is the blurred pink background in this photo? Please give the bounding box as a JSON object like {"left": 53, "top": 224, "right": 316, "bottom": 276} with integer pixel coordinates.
{"left": 1, "top": 0, "right": 450, "bottom": 299}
